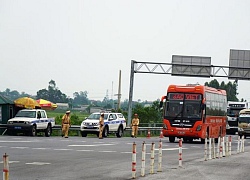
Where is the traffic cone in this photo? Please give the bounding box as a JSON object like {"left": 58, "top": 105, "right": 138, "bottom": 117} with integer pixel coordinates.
{"left": 159, "top": 129, "right": 164, "bottom": 138}
{"left": 147, "top": 129, "right": 151, "bottom": 139}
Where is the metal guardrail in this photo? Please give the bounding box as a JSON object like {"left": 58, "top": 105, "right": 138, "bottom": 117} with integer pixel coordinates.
{"left": 0, "top": 124, "right": 162, "bottom": 135}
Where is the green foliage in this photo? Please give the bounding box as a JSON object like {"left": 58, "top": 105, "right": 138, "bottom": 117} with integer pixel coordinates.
{"left": 47, "top": 110, "right": 89, "bottom": 125}
{"left": 132, "top": 101, "right": 162, "bottom": 124}
{"left": 205, "top": 79, "right": 238, "bottom": 101}
{"left": 36, "top": 80, "right": 68, "bottom": 103}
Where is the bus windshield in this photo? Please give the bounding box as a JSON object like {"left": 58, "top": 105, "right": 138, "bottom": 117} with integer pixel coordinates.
{"left": 239, "top": 116, "right": 250, "bottom": 123}
{"left": 166, "top": 93, "right": 202, "bottom": 119}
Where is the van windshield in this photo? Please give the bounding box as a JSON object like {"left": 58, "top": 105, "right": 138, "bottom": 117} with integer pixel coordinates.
{"left": 239, "top": 117, "right": 250, "bottom": 123}
{"left": 15, "top": 111, "right": 36, "bottom": 118}
{"left": 87, "top": 113, "right": 108, "bottom": 120}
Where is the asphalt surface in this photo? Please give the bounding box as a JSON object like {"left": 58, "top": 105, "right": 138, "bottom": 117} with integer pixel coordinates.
{"left": 0, "top": 135, "right": 249, "bottom": 180}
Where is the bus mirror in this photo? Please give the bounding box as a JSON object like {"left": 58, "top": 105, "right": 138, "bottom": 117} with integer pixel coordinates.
{"left": 159, "top": 101, "right": 163, "bottom": 108}
{"left": 201, "top": 104, "right": 206, "bottom": 111}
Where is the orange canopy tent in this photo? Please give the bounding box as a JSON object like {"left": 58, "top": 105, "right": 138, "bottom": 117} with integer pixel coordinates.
{"left": 14, "top": 97, "right": 41, "bottom": 109}
{"left": 36, "top": 99, "right": 57, "bottom": 110}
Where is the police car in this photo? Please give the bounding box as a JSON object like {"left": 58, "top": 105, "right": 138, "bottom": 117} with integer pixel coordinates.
{"left": 80, "top": 112, "right": 126, "bottom": 138}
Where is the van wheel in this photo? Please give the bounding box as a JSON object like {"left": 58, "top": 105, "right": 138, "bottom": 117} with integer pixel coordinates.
{"left": 103, "top": 126, "right": 108, "bottom": 137}
{"left": 30, "top": 125, "right": 37, "bottom": 137}
{"left": 45, "top": 124, "right": 52, "bottom": 137}
{"left": 116, "top": 126, "right": 123, "bottom": 138}
{"left": 81, "top": 132, "right": 87, "bottom": 137}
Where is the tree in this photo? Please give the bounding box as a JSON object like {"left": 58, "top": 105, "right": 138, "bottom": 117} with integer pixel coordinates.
{"left": 204, "top": 79, "right": 238, "bottom": 101}
{"left": 36, "top": 80, "right": 68, "bottom": 103}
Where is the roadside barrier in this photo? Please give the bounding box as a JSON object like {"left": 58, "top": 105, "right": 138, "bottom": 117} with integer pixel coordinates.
{"left": 179, "top": 138, "right": 183, "bottom": 167}
{"left": 204, "top": 135, "right": 245, "bottom": 162}
{"left": 132, "top": 142, "right": 136, "bottom": 179}
{"left": 132, "top": 140, "right": 162, "bottom": 179}
{"left": 141, "top": 142, "right": 146, "bottom": 177}
{"left": 3, "top": 153, "right": 9, "bottom": 180}
{"left": 150, "top": 142, "right": 155, "bottom": 174}
{"left": 157, "top": 139, "right": 162, "bottom": 172}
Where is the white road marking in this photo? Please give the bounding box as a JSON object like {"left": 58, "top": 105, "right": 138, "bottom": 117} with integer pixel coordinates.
{"left": 98, "top": 151, "right": 117, "bottom": 153}
{"left": 54, "top": 149, "right": 73, "bottom": 151}
{"left": 0, "top": 146, "right": 7, "bottom": 148}
{"left": 155, "top": 148, "right": 188, "bottom": 151}
{"left": 191, "top": 146, "right": 201, "bottom": 148}
{"left": 11, "top": 147, "right": 29, "bottom": 149}
{"left": 26, "top": 162, "right": 51, "bottom": 165}
{"left": 120, "top": 152, "right": 132, "bottom": 154}
{"left": 76, "top": 150, "right": 94, "bottom": 152}
{"left": 32, "top": 148, "right": 51, "bottom": 150}
{"left": 0, "top": 161, "right": 20, "bottom": 164}
{"left": 0, "top": 141, "right": 31, "bottom": 143}
{"left": 68, "top": 144, "right": 115, "bottom": 147}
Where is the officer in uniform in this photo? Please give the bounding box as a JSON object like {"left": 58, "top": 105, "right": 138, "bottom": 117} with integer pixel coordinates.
{"left": 99, "top": 113, "right": 104, "bottom": 139}
{"left": 131, "top": 114, "right": 139, "bottom": 138}
{"left": 62, "top": 110, "right": 71, "bottom": 138}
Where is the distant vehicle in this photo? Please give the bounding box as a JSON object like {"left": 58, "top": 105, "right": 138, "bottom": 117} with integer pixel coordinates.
{"left": 226, "top": 101, "right": 248, "bottom": 134}
{"left": 80, "top": 112, "right": 126, "bottom": 138}
{"left": 7, "top": 109, "right": 55, "bottom": 137}
{"left": 238, "top": 108, "right": 250, "bottom": 137}
{"left": 160, "top": 84, "right": 227, "bottom": 143}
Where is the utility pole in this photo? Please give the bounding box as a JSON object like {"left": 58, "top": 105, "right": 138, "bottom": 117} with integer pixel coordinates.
{"left": 116, "top": 70, "right": 122, "bottom": 111}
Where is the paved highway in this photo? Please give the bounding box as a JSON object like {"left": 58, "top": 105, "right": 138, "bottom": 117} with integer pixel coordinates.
{"left": 0, "top": 135, "right": 249, "bottom": 180}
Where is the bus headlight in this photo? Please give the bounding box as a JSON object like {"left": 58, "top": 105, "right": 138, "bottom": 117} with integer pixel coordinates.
{"left": 196, "top": 125, "right": 202, "bottom": 131}
{"left": 163, "top": 124, "right": 167, "bottom": 130}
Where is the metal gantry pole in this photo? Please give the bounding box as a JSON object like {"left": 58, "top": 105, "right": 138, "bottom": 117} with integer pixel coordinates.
{"left": 128, "top": 60, "right": 135, "bottom": 127}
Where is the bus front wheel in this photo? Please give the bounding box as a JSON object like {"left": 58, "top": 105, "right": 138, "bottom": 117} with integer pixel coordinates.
{"left": 169, "top": 136, "right": 175, "bottom": 143}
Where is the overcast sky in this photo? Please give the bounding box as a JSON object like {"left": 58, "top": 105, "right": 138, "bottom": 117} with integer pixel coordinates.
{"left": 1, "top": 0, "right": 250, "bottom": 101}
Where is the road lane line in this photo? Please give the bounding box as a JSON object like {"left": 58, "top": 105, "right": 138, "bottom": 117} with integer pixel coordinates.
{"left": 76, "top": 150, "right": 94, "bottom": 152}
{"left": 26, "top": 162, "right": 51, "bottom": 165}
{"left": 32, "top": 148, "right": 51, "bottom": 150}
{"left": 54, "top": 149, "right": 73, "bottom": 151}
{"left": 98, "top": 151, "right": 117, "bottom": 153}
{"left": 0, "top": 141, "right": 32, "bottom": 143}
{"left": 11, "top": 147, "right": 29, "bottom": 149}
{"left": 0, "top": 161, "right": 20, "bottom": 164}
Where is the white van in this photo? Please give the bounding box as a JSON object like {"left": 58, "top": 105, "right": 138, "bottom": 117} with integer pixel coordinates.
{"left": 80, "top": 112, "right": 126, "bottom": 138}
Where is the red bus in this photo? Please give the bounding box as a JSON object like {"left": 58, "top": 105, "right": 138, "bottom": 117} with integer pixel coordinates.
{"left": 160, "top": 84, "right": 227, "bottom": 143}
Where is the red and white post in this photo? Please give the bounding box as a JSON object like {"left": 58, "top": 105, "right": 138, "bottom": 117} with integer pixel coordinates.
{"left": 242, "top": 135, "right": 245, "bottom": 153}
{"left": 216, "top": 137, "right": 220, "bottom": 158}
{"left": 208, "top": 138, "right": 212, "bottom": 160}
{"left": 237, "top": 135, "right": 240, "bottom": 153}
{"left": 222, "top": 136, "right": 225, "bottom": 157}
{"left": 179, "top": 139, "right": 183, "bottom": 167}
{"left": 141, "top": 141, "right": 146, "bottom": 177}
{"left": 219, "top": 137, "right": 223, "bottom": 158}
{"left": 157, "top": 139, "right": 162, "bottom": 172}
{"left": 225, "top": 136, "right": 229, "bottom": 157}
{"left": 132, "top": 142, "right": 136, "bottom": 179}
{"left": 229, "top": 136, "right": 232, "bottom": 156}
{"left": 150, "top": 142, "right": 155, "bottom": 174}
{"left": 212, "top": 138, "right": 216, "bottom": 159}
{"left": 204, "top": 137, "right": 208, "bottom": 161}
{"left": 3, "top": 153, "right": 9, "bottom": 180}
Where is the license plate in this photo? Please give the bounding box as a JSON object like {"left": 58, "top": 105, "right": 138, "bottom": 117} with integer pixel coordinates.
{"left": 87, "top": 126, "right": 93, "bottom": 129}
{"left": 14, "top": 127, "right": 22, "bottom": 129}
{"left": 178, "top": 131, "right": 185, "bottom": 134}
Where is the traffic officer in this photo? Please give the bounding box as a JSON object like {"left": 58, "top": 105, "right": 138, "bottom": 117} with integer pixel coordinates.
{"left": 99, "top": 113, "right": 104, "bottom": 139}
{"left": 62, "top": 110, "right": 71, "bottom": 138}
{"left": 131, "top": 113, "right": 139, "bottom": 138}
